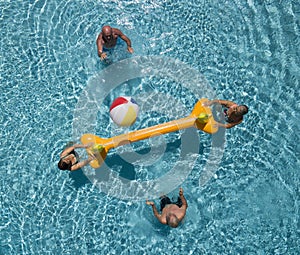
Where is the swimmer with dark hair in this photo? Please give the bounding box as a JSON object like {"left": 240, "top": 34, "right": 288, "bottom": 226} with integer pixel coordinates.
{"left": 146, "top": 188, "right": 188, "bottom": 228}
{"left": 203, "top": 99, "right": 248, "bottom": 129}
{"left": 58, "top": 143, "right": 95, "bottom": 171}
{"left": 96, "top": 25, "right": 133, "bottom": 60}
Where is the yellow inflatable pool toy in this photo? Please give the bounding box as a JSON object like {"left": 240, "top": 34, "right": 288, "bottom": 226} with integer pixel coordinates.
{"left": 81, "top": 98, "right": 218, "bottom": 169}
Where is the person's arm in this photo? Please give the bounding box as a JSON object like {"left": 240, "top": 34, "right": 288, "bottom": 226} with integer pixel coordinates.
{"left": 70, "top": 155, "right": 95, "bottom": 171}
{"left": 96, "top": 33, "right": 107, "bottom": 59}
{"left": 60, "top": 144, "right": 80, "bottom": 158}
{"left": 217, "top": 100, "right": 236, "bottom": 108}
{"left": 203, "top": 99, "right": 235, "bottom": 108}
{"left": 60, "top": 144, "right": 90, "bottom": 158}
{"left": 179, "top": 188, "right": 188, "bottom": 209}
{"left": 114, "top": 28, "right": 134, "bottom": 53}
{"left": 176, "top": 188, "right": 188, "bottom": 221}
{"left": 96, "top": 33, "right": 103, "bottom": 55}
{"left": 216, "top": 119, "right": 243, "bottom": 129}
{"left": 146, "top": 200, "right": 166, "bottom": 224}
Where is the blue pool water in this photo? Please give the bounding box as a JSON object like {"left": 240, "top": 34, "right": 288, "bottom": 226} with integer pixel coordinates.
{"left": 1, "top": 0, "right": 299, "bottom": 254}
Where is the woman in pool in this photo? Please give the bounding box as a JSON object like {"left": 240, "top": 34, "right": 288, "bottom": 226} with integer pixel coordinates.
{"left": 58, "top": 143, "right": 95, "bottom": 171}
{"left": 203, "top": 99, "right": 249, "bottom": 129}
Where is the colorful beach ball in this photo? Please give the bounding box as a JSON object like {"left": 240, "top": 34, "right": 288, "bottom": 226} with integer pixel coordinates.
{"left": 109, "top": 96, "right": 139, "bottom": 127}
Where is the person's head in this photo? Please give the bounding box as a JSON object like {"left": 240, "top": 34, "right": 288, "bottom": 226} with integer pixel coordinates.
{"left": 58, "top": 158, "right": 72, "bottom": 171}
{"left": 166, "top": 213, "right": 180, "bottom": 228}
{"left": 102, "top": 25, "right": 113, "bottom": 40}
{"left": 235, "top": 105, "right": 249, "bottom": 116}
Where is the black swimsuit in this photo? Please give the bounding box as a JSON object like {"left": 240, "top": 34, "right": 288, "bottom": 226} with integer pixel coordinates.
{"left": 160, "top": 196, "right": 183, "bottom": 211}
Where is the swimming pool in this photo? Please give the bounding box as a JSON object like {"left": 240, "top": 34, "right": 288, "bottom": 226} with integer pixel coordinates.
{"left": 1, "top": 0, "right": 299, "bottom": 254}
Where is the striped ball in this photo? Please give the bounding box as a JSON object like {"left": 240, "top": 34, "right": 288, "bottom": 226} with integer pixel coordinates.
{"left": 109, "top": 96, "right": 139, "bottom": 127}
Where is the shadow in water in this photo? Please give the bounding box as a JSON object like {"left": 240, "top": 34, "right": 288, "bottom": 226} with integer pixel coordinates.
{"left": 105, "top": 154, "right": 136, "bottom": 180}
{"left": 69, "top": 131, "right": 205, "bottom": 189}
{"left": 69, "top": 169, "right": 91, "bottom": 188}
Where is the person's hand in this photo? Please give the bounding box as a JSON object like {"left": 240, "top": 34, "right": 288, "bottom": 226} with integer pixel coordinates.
{"left": 202, "top": 100, "right": 211, "bottom": 107}
{"left": 100, "top": 52, "right": 107, "bottom": 60}
{"left": 127, "top": 46, "right": 134, "bottom": 54}
{"left": 84, "top": 142, "right": 94, "bottom": 148}
{"left": 179, "top": 187, "right": 184, "bottom": 196}
{"left": 88, "top": 153, "right": 96, "bottom": 161}
{"left": 146, "top": 200, "right": 154, "bottom": 206}
{"left": 213, "top": 122, "right": 221, "bottom": 128}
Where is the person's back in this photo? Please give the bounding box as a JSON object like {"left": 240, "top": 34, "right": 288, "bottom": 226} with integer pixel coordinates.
{"left": 146, "top": 188, "right": 188, "bottom": 228}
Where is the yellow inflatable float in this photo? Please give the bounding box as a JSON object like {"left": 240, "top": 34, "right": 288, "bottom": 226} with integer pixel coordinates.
{"left": 81, "top": 98, "right": 218, "bottom": 169}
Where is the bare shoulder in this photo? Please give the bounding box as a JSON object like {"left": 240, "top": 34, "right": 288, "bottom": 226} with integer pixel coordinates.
{"left": 96, "top": 32, "right": 104, "bottom": 43}
{"left": 177, "top": 207, "right": 187, "bottom": 219}
{"left": 112, "top": 28, "right": 123, "bottom": 35}
{"left": 159, "top": 211, "right": 168, "bottom": 224}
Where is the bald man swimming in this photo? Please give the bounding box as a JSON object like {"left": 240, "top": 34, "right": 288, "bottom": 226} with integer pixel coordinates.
{"left": 146, "top": 188, "right": 188, "bottom": 228}
{"left": 96, "top": 25, "right": 134, "bottom": 60}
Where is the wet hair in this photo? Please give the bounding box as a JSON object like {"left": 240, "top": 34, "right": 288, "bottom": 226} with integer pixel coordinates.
{"left": 239, "top": 105, "right": 249, "bottom": 115}
{"left": 166, "top": 213, "right": 180, "bottom": 228}
{"left": 58, "top": 159, "right": 72, "bottom": 171}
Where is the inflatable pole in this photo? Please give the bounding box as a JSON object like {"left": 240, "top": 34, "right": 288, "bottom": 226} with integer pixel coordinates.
{"left": 81, "top": 98, "right": 218, "bottom": 168}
